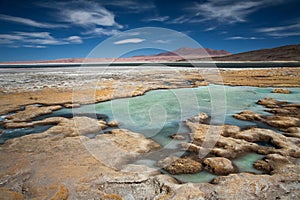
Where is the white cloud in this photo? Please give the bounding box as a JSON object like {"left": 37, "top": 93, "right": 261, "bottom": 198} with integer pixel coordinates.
{"left": 39, "top": 1, "right": 122, "bottom": 28}
{"left": 0, "top": 32, "right": 83, "bottom": 48}
{"left": 257, "top": 22, "right": 300, "bottom": 37}
{"left": 204, "top": 27, "right": 217, "bottom": 31}
{"left": 225, "top": 36, "right": 263, "bottom": 40}
{"left": 0, "top": 34, "right": 24, "bottom": 40}
{"left": 65, "top": 36, "right": 83, "bottom": 44}
{"left": 0, "top": 14, "right": 67, "bottom": 28}
{"left": 23, "top": 45, "right": 46, "bottom": 48}
{"left": 143, "top": 16, "right": 169, "bottom": 22}
{"left": 15, "top": 32, "right": 53, "bottom": 39}
{"left": 84, "top": 28, "right": 120, "bottom": 36}
{"left": 64, "top": 9, "right": 118, "bottom": 27}
{"left": 114, "top": 38, "right": 145, "bottom": 45}
{"left": 154, "top": 39, "right": 171, "bottom": 44}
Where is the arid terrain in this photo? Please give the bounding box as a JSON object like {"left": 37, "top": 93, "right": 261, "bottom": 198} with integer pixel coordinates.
{"left": 0, "top": 65, "right": 299, "bottom": 199}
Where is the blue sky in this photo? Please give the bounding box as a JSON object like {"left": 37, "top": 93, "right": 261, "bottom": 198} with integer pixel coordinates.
{"left": 0, "top": 0, "right": 299, "bottom": 61}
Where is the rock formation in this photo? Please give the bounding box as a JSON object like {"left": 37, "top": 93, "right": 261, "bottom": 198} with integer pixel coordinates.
{"left": 203, "top": 157, "right": 237, "bottom": 175}
{"left": 157, "top": 156, "right": 202, "bottom": 174}
{"left": 272, "top": 88, "right": 291, "bottom": 94}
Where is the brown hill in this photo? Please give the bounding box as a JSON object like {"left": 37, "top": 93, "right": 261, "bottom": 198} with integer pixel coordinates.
{"left": 155, "top": 47, "right": 231, "bottom": 58}
{"left": 214, "top": 44, "right": 300, "bottom": 61}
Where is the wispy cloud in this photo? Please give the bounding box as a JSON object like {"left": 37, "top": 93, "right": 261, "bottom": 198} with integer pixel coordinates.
{"left": 204, "top": 27, "right": 217, "bottom": 32}
{"left": 154, "top": 39, "right": 171, "bottom": 44}
{"left": 0, "top": 32, "right": 82, "bottom": 48}
{"left": 225, "top": 36, "right": 263, "bottom": 40}
{"left": 191, "top": 0, "right": 284, "bottom": 24}
{"left": 142, "top": 16, "right": 169, "bottom": 22}
{"left": 101, "top": 0, "right": 155, "bottom": 13}
{"left": 257, "top": 21, "right": 300, "bottom": 37}
{"left": 35, "top": 0, "right": 123, "bottom": 39}
{"left": 0, "top": 14, "right": 67, "bottom": 28}
{"left": 84, "top": 28, "right": 120, "bottom": 36}
{"left": 171, "top": 0, "right": 284, "bottom": 25}
{"left": 39, "top": 1, "right": 122, "bottom": 28}
{"left": 65, "top": 36, "right": 83, "bottom": 44}
{"left": 23, "top": 45, "right": 46, "bottom": 48}
{"left": 169, "top": 15, "right": 189, "bottom": 24}
{"left": 114, "top": 38, "right": 145, "bottom": 45}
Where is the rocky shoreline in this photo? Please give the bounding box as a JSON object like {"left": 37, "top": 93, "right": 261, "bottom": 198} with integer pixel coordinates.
{"left": 0, "top": 67, "right": 300, "bottom": 199}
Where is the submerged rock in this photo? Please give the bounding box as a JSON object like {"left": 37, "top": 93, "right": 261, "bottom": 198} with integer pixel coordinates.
{"left": 272, "top": 88, "right": 291, "bottom": 94}
{"left": 170, "top": 134, "right": 186, "bottom": 140}
{"left": 157, "top": 156, "right": 202, "bottom": 174}
{"left": 55, "top": 113, "right": 108, "bottom": 120}
{"left": 203, "top": 157, "right": 237, "bottom": 175}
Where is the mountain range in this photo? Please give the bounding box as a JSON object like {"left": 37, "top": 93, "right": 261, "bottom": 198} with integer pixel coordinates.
{"left": 2, "top": 44, "right": 299, "bottom": 63}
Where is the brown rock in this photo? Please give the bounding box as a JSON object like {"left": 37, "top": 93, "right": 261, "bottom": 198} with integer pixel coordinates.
{"left": 205, "top": 171, "right": 300, "bottom": 199}
{"left": 265, "top": 107, "right": 300, "bottom": 118}
{"left": 108, "top": 120, "right": 118, "bottom": 127}
{"left": 186, "top": 121, "right": 257, "bottom": 158}
{"left": 272, "top": 88, "right": 291, "bottom": 94}
{"left": 233, "top": 110, "right": 263, "bottom": 121}
{"left": 5, "top": 105, "right": 62, "bottom": 122}
{"left": 157, "top": 156, "right": 202, "bottom": 174}
{"left": 220, "top": 125, "right": 241, "bottom": 137}
{"left": 254, "top": 154, "right": 291, "bottom": 173}
{"left": 101, "top": 194, "right": 123, "bottom": 200}
{"left": 266, "top": 115, "right": 300, "bottom": 128}
{"left": 203, "top": 157, "right": 237, "bottom": 175}
{"left": 195, "top": 80, "right": 209, "bottom": 86}
{"left": 282, "top": 103, "right": 300, "bottom": 108}
{"left": 234, "top": 128, "right": 300, "bottom": 157}
{"left": 0, "top": 188, "right": 24, "bottom": 200}
{"left": 282, "top": 127, "right": 300, "bottom": 138}
{"left": 256, "top": 97, "right": 287, "bottom": 108}
{"left": 170, "top": 134, "right": 186, "bottom": 140}
{"left": 186, "top": 112, "right": 210, "bottom": 123}
{"left": 49, "top": 185, "right": 69, "bottom": 200}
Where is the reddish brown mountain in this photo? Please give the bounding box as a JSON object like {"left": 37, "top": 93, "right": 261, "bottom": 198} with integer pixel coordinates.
{"left": 214, "top": 44, "right": 300, "bottom": 61}
{"left": 155, "top": 47, "right": 231, "bottom": 58}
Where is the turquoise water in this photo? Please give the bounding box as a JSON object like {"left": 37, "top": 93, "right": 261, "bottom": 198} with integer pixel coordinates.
{"left": 1, "top": 85, "right": 299, "bottom": 182}
{"left": 233, "top": 153, "right": 265, "bottom": 174}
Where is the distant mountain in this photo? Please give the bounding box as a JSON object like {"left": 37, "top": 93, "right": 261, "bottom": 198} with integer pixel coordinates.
{"left": 2, "top": 44, "right": 299, "bottom": 64}
{"left": 214, "top": 44, "right": 300, "bottom": 61}
{"left": 154, "top": 47, "right": 232, "bottom": 58}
